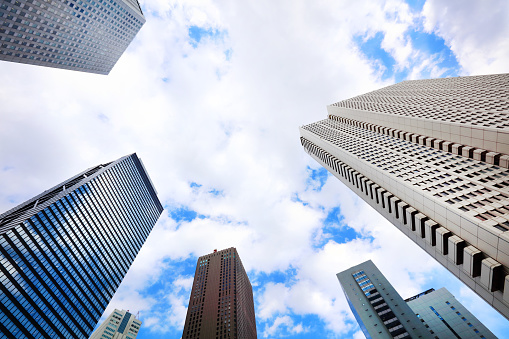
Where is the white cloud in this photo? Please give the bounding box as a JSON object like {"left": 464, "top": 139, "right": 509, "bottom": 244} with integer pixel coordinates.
{"left": 422, "top": 0, "right": 509, "bottom": 75}
{"left": 258, "top": 283, "right": 291, "bottom": 320}
{"left": 262, "top": 315, "right": 306, "bottom": 338}
{"left": 1, "top": 0, "right": 508, "bottom": 338}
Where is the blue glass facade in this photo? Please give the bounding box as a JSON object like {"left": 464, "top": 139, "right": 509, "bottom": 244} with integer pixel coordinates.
{"left": 0, "top": 153, "right": 163, "bottom": 338}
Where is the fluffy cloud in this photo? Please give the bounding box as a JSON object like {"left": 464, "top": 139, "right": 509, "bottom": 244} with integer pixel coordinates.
{"left": 422, "top": 0, "right": 509, "bottom": 75}
{"left": 262, "top": 315, "right": 306, "bottom": 338}
{"left": 1, "top": 0, "right": 508, "bottom": 338}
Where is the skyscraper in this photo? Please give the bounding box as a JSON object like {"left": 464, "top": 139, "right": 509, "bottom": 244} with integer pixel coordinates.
{"left": 337, "top": 260, "right": 496, "bottom": 339}
{"left": 0, "top": 0, "right": 145, "bottom": 74}
{"left": 0, "top": 153, "right": 163, "bottom": 338}
{"left": 406, "top": 288, "right": 496, "bottom": 339}
{"left": 182, "top": 247, "right": 257, "bottom": 339}
{"left": 337, "top": 260, "right": 432, "bottom": 339}
{"left": 300, "top": 74, "right": 509, "bottom": 319}
{"left": 89, "top": 309, "right": 142, "bottom": 339}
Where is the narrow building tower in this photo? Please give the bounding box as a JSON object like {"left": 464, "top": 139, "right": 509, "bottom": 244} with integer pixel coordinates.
{"left": 182, "top": 247, "right": 257, "bottom": 339}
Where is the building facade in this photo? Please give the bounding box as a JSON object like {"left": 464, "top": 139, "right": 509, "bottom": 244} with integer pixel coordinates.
{"left": 301, "top": 74, "right": 509, "bottom": 319}
{"left": 338, "top": 260, "right": 496, "bottom": 339}
{"left": 182, "top": 247, "right": 257, "bottom": 339}
{"left": 89, "top": 309, "right": 142, "bottom": 339}
{"left": 0, "top": 153, "right": 163, "bottom": 338}
{"left": 406, "top": 288, "right": 496, "bottom": 339}
{"left": 0, "top": 0, "right": 145, "bottom": 74}
{"left": 337, "top": 260, "right": 432, "bottom": 339}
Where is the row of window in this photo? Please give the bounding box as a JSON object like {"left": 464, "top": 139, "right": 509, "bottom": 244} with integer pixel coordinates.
{"left": 330, "top": 77, "right": 509, "bottom": 128}
{"left": 351, "top": 270, "right": 410, "bottom": 338}
{"left": 302, "top": 119, "right": 509, "bottom": 230}
{"left": 0, "top": 156, "right": 161, "bottom": 338}
{"left": 0, "top": 0, "right": 144, "bottom": 72}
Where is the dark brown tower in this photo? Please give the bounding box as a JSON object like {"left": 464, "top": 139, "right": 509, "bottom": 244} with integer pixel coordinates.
{"left": 182, "top": 247, "right": 257, "bottom": 339}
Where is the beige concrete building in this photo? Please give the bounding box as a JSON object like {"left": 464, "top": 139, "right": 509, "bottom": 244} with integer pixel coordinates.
{"left": 89, "top": 309, "right": 142, "bottom": 339}
{"left": 300, "top": 73, "right": 509, "bottom": 320}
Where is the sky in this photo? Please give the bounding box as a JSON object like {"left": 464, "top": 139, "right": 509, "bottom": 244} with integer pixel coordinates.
{"left": 1, "top": 0, "right": 509, "bottom": 338}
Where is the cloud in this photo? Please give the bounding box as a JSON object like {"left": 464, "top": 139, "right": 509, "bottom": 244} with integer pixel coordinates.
{"left": 422, "top": 0, "right": 509, "bottom": 75}
{"left": 262, "top": 315, "right": 306, "bottom": 338}
{"left": 1, "top": 0, "right": 508, "bottom": 338}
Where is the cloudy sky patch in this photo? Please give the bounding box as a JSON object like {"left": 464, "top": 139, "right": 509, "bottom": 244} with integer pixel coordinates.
{"left": 1, "top": 0, "right": 508, "bottom": 338}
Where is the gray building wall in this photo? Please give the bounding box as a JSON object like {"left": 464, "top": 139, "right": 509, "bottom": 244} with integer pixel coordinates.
{"left": 406, "top": 288, "right": 497, "bottom": 339}
{"left": 337, "top": 260, "right": 432, "bottom": 339}
{"left": 0, "top": 0, "right": 145, "bottom": 74}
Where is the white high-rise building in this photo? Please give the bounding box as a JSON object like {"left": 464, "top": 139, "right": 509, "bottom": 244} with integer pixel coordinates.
{"left": 406, "top": 287, "right": 496, "bottom": 339}
{"left": 300, "top": 74, "right": 509, "bottom": 319}
{"left": 89, "top": 309, "right": 142, "bottom": 339}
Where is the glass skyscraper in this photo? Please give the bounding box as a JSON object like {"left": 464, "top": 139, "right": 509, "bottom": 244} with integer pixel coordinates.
{"left": 0, "top": 153, "right": 163, "bottom": 338}
{"left": 301, "top": 74, "right": 509, "bottom": 319}
{"left": 0, "top": 0, "right": 145, "bottom": 74}
{"left": 89, "top": 309, "right": 142, "bottom": 339}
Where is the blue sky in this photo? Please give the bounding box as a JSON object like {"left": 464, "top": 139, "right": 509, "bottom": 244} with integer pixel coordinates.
{"left": 0, "top": 0, "right": 509, "bottom": 338}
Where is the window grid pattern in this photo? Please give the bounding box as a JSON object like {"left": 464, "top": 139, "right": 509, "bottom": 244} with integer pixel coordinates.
{"left": 330, "top": 74, "right": 509, "bottom": 130}
{"left": 217, "top": 252, "right": 234, "bottom": 338}
{"left": 183, "top": 248, "right": 256, "bottom": 339}
{"left": 302, "top": 135, "right": 508, "bottom": 322}
{"left": 0, "top": 162, "right": 109, "bottom": 233}
{"left": 89, "top": 309, "right": 142, "bottom": 339}
{"left": 0, "top": 154, "right": 162, "bottom": 338}
{"left": 407, "top": 288, "right": 496, "bottom": 339}
{"left": 302, "top": 119, "right": 509, "bottom": 232}
{"left": 183, "top": 257, "right": 208, "bottom": 339}
{"left": 0, "top": 0, "right": 145, "bottom": 74}
{"left": 234, "top": 250, "right": 256, "bottom": 339}
{"left": 447, "top": 302, "right": 483, "bottom": 337}
{"left": 352, "top": 271, "right": 410, "bottom": 338}
{"left": 328, "top": 115, "right": 509, "bottom": 168}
